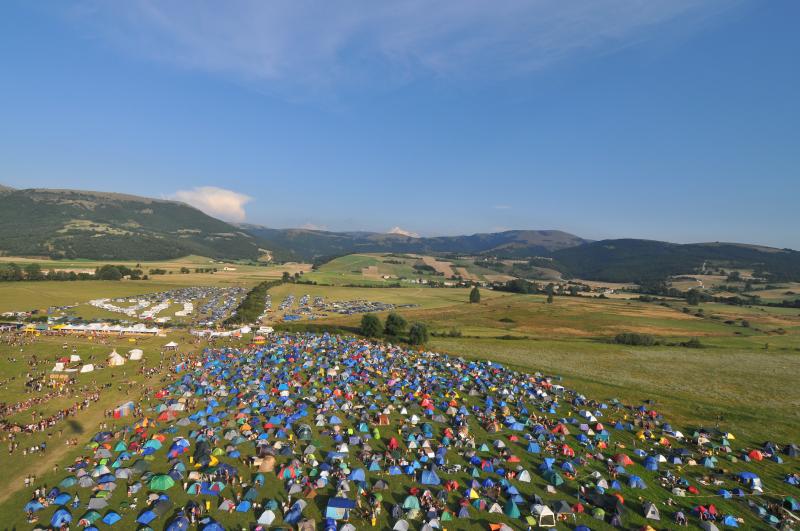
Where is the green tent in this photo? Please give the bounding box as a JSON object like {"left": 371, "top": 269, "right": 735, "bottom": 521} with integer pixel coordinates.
{"left": 402, "top": 495, "right": 420, "bottom": 510}
{"left": 504, "top": 499, "right": 521, "bottom": 518}
{"left": 544, "top": 470, "right": 564, "bottom": 486}
{"left": 80, "top": 510, "right": 102, "bottom": 523}
{"left": 149, "top": 474, "right": 176, "bottom": 491}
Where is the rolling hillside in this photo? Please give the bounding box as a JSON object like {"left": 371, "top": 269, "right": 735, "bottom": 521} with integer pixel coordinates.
{"left": 240, "top": 225, "right": 586, "bottom": 261}
{"left": 551, "top": 239, "right": 800, "bottom": 282}
{"left": 0, "top": 188, "right": 264, "bottom": 260}
{"left": 2, "top": 186, "right": 798, "bottom": 282}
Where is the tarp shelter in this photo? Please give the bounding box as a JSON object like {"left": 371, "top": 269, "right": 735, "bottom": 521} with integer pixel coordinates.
{"left": 325, "top": 497, "right": 356, "bottom": 520}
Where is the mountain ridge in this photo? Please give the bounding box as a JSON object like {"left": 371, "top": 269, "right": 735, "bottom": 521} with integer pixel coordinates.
{"left": 1, "top": 186, "right": 798, "bottom": 282}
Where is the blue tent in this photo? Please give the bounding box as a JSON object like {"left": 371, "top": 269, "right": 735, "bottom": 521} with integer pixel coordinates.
{"left": 421, "top": 470, "right": 441, "bottom": 485}
{"left": 24, "top": 499, "right": 45, "bottom": 512}
{"left": 348, "top": 468, "right": 366, "bottom": 482}
{"left": 722, "top": 515, "right": 739, "bottom": 527}
{"left": 137, "top": 510, "right": 158, "bottom": 524}
{"left": 51, "top": 508, "right": 72, "bottom": 528}
{"left": 166, "top": 516, "right": 190, "bottom": 531}
{"left": 102, "top": 511, "right": 122, "bottom": 525}
{"left": 325, "top": 497, "right": 356, "bottom": 520}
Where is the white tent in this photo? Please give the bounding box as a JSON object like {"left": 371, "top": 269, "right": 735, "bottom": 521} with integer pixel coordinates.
{"left": 644, "top": 501, "right": 660, "bottom": 520}
{"left": 69, "top": 354, "right": 81, "bottom": 362}
{"left": 52, "top": 362, "right": 65, "bottom": 372}
{"left": 80, "top": 364, "right": 95, "bottom": 373}
{"left": 257, "top": 510, "right": 275, "bottom": 525}
{"left": 107, "top": 350, "right": 125, "bottom": 367}
{"left": 164, "top": 341, "right": 178, "bottom": 350}
{"left": 128, "top": 349, "right": 144, "bottom": 361}
{"left": 533, "top": 504, "right": 556, "bottom": 527}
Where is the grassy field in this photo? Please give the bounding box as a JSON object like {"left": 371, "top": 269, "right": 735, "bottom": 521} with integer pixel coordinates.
{"left": 0, "top": 255, "right": 312, "bottom": 315}
{"left": 0, "top": 332, "right": 199, "bottom": 496}
{"left": 275, "top": 286, "right": 800, "bottom": 444}
{"left": 264, "top": 283, "right": 507, "bottom": 320}
{"left": 0, "top": 331, "right": 792, "bottom": 530}
{"left": 0, "top": 259, "right": 798, "bottom": 527}
{"left": 0, "top": 280, "right": 194, "bottom": 314}
{"left": 304, "top": 253, "right": 494, "bottom": 285}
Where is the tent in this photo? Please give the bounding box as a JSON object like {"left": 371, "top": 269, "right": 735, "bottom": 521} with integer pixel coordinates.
{"left": 325, "top": 497, "right": 356, "bottom": 520}
{"left": 532, "top": 504, "right": 556, "bottom": 527}
{"left": 128, "top": 349, "right": 144, "bottom": 360}
{"left": 107, "top": 350, "right": 125, "bottom": 366}
{"left": 643, "top": 501, "right": 660, "bottom": 520}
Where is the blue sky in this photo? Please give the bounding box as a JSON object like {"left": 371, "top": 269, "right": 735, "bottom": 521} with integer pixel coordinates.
{"left": 1, "top": 1, "right": 798, "bottom": 247}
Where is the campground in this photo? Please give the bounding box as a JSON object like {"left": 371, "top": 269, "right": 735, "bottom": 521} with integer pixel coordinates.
{"left": 1, "top": 333, "right": 798, "bottom": 530}
{"left": 0, "top": 261, "right": 798, "bottom": 529}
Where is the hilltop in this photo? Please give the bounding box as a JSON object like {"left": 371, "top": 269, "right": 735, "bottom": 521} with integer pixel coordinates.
{"left": 0, "top": 187, "right": 264, "bottom": 260}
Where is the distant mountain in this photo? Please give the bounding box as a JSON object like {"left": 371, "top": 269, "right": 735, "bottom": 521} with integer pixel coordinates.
{"left": 2, "top": 186, "right": 797, "bottom": 283}
{"left": 239, "top": 225, "right": 586, "bottom": 261}
{"left": 551, "top": 239, "right": 800, "bottom": 282}
{"left": 0, "top": 188, "right": 264, "bottom": 260}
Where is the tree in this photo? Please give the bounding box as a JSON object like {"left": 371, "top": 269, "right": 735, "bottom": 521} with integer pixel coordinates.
{"left": 282, "top": 271, "right": 291, "bottom": 282}
{"left": 96, "top": 265, "right": 122, "bottom": 281}
{"left": 24, "top": 263, "right": 44, "bottom": 280}
{"left": 360, "top": 314, "right": 382, "bottom": 338}
{"left": 547, "top": 293, "right": 554, "bottom": 304}
{"left": 384, "top": 312, "right": 407, "bottom": 336}
{"left": 408, "top": 322, "right": 430, "bottom": 345}
{"left": 469, "top": 286, "right": 481, "bottom": 303}
{"left": 686, "top": 289, "right": 701, "bottom": 306}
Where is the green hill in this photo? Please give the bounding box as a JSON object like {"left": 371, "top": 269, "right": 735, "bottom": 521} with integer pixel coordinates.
{"left": 0, "top": 188, "right": 264, "bottom": 260}
{"left": 240, "top": 225, "right": 586, "bottom": 261}
{"left": 551, "top": 239, "right": 800, "bottom": 282}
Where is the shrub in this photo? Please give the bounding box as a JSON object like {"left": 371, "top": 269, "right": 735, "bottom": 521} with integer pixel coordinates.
{"left": 408, "top": 322, "right": 430, "bottom": 345}
{"left": 360, "top": 314, "right": 382, "bottom": 338}
{"left": 614, "top": 332, "right": 656, "bottom": 346}
{"left": 384, "top": 312, "right": 407, "bottom": 336}
{"left": 681, "top": 337, "right": 704, "bottom": 348}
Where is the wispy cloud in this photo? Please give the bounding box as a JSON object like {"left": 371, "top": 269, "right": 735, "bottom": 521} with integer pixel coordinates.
{"left": 493, "top": 205, "right": 512, "bottom": 210}
{"left": 75, "top": 0, "right": 730, "bottom": 89}
{"left": 388, "top": 226, "right": 420, "bottom": 238}
{"left": 173, "top": 186, "right": 251, "bottom": 222}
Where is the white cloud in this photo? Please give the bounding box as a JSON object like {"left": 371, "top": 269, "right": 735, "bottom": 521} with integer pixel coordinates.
{"left": 388, "top": 226, "right": 420, "bottom": 238}
{"left": 493, "top": 205, "right": 512, "bottom": 210}
{"left": 301, "top": 222, "right": 328, "bottom": 231}
{"left": 173, "top": 186, "right": 251, "bottom": 222}
{"left": 75, "top": 0, "right": 731, "bottom": 89}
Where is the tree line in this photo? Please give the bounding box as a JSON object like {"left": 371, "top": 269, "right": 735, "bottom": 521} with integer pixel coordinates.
{"left": 224, "top": 280, "right": 283, "bottom": 325}
{"left": 0, "top": 262, "right": 144, "bottom": 281}
{"left": 360, "top": 312, "right": 429, "bottom": 345}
